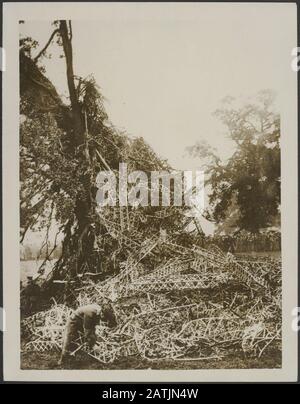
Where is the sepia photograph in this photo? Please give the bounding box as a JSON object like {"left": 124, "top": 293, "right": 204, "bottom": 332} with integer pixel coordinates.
{"left": 2, "top": 2, "right": 298, "bottom": 382}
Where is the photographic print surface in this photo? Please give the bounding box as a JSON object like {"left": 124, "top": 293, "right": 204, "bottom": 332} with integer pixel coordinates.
{"left": 3, "top": 2, "right": 298, "bottom": 382}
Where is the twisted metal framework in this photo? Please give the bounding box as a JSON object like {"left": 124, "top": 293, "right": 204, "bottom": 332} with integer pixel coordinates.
{"left": 22, "top": 226, "right": 281, "bottom": 364}
{"left": 125, "top": 273, "right": 229, "bottom": 294}
{"left": 77, "top": 234, "right": 280, "bottom": 307}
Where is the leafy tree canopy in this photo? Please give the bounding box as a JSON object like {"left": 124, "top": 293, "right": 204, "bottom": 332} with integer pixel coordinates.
{"left": 187, "top": 90, "right": 280, "bottom": 234}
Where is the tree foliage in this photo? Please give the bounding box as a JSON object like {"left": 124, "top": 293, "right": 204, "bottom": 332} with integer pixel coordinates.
{"left": 188, "top": 91, "right": 280, "bottom": 233}
{"left": 20, "top": 21, "right": 189, "bottom": 286}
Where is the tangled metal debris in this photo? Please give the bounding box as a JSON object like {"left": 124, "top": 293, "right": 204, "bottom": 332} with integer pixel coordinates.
{"left": 22, "top": 223, "right": 281, "bottom": 364}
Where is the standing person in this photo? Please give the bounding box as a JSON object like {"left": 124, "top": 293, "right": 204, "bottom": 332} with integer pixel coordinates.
{"left": 59, "top": 302, "right": 117, "bottom": 365}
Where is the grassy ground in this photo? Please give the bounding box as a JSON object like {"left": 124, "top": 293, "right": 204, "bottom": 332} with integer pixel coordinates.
{"left": 21, "top": 350, "right": 281, "bottom": 370}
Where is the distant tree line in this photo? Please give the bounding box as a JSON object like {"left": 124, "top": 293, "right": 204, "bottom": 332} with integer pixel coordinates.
{"left": 206, "top": 230, "right": 281, "bottom": 253}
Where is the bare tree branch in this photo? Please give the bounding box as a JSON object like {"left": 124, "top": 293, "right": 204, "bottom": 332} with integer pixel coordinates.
{"left": 33, "top": 29, "right": 60, "bottom": 63}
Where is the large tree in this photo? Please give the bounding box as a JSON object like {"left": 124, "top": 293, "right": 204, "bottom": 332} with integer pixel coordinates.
{"left": 188, "top": 91, "right": 280, "bottom": 233}
{"left": 20, "top": 21, "right": 189, "bottom": 289}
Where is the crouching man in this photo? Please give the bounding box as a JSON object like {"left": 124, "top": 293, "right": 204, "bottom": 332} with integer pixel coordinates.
{"left": 59, "top": 302, "right": 117, "bottom": 365}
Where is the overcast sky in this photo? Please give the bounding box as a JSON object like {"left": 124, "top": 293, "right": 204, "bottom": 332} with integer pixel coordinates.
{"left": 20, "top": 4, "right": 291, "bottom": 172}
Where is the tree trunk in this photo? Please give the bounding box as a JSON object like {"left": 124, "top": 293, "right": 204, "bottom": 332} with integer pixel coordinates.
{"left": 59, "top": 20, "right": 84, "bottom": 147}
{"left": 59, "top": 20, "right": 94, "bottom": 278}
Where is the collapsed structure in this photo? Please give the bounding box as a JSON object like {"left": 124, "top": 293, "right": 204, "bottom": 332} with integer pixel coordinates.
{"left": 20, "top": 26, "right": 282, "bottom": 367}
{"left": 22, "top": 211, "right": 281, "bottom": 364}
